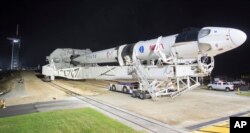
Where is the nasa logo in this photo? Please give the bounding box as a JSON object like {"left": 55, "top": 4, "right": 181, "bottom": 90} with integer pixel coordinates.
{"left": 139, "top": 46, "right": 144, "bottom": 53}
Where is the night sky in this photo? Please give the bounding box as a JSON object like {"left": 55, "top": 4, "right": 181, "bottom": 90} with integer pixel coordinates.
{"left": 0, "top": 0, "right": 250, "bottom": 77}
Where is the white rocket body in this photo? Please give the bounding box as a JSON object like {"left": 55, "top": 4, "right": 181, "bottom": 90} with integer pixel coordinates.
{"left": 73, "top": 27, "right": 246, "bottom": 66}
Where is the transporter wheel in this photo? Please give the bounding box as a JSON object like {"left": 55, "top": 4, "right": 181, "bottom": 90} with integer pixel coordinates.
{"left": 208, "top": 86, "right": 212, "bottom": 90}
{"left": 139, "top": 92, "right": 146, "bottom": 100}
{"left": 225, "top": 87, "right": 230, "bottom": 92}
{"left": 42, "top": 76, "right": 51, "bottom": 82}
{"left": 132, "top": 91, "right": 137, "bottom": 98}
{"left": 111, "top": 85, "right": 116, "bottom": 91}
{"left": 122, "top": 86, "right": 129, "bottom": 94}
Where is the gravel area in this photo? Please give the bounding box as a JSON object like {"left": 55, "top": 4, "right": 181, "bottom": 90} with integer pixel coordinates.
{"left": 1, "top": 71, "right": 69, "bottom": 106}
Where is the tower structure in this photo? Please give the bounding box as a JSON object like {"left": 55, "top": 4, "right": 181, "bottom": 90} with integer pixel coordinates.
{"left": 7, "top": 24, "right": 21, "bottom": 70}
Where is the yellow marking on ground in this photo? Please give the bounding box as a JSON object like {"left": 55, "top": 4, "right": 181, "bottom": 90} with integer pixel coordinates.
{"left": 191, "top": 121, "right": 229, "bottom": 133}
{"left": 191, "top": 114, "right": 250, "bottom": 133}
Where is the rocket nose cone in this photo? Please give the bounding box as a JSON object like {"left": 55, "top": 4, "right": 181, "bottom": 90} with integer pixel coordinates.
{"left": 229, "top": 29, "right": 247, "bottom": 46}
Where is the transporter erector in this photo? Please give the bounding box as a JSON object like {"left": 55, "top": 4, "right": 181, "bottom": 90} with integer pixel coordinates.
{"left": 42, "top": 27, "right": 247, "bottom": 99}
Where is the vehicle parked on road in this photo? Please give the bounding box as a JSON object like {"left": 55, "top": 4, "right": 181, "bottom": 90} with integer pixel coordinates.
{"left": 110, "top": 82, "right": 139, "bottom": 94}
{"left": 207, "top": 82, "right": 234, "bottom": 91}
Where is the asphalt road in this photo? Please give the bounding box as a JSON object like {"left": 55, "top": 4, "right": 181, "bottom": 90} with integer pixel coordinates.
{"left": 0, "top": 97, "right": 89, "bottom": 118}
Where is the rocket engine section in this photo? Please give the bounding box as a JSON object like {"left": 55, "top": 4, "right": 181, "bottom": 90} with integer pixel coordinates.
{"left": 48, "top": 48, "right": 92, "bottom": 69}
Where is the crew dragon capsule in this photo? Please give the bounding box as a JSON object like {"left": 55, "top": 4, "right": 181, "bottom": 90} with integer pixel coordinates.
{"left": 73, "top": 27, "right": 247, "bottom": 66}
